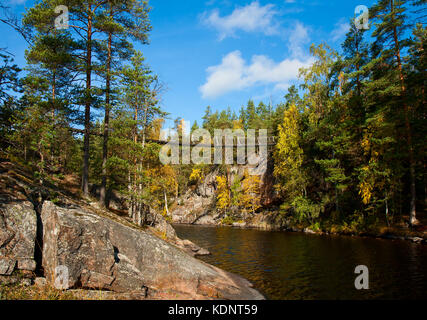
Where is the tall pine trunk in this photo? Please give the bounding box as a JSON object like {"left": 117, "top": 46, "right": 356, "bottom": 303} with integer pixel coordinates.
{"left": 50, "top": 71, "right": 56, "bottom": 163}
{"left": 100, "top": 23, "right": 112, "bottom": 207}
{"left": 82, "top": 9, "right": 93, "bottom": 196}
{"left": 129, "top": 105, "right": 138, "bottom": 221}
{"left": 390, "top": 0, "right": 418, "bottom": 226}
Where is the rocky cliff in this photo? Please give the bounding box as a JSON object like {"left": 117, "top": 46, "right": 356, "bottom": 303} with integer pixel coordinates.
{"left": 0, "top": 161, "right": 263, "bottom": 300}
{"left": 171, "top": 160, "right": 279, "bottom": 227}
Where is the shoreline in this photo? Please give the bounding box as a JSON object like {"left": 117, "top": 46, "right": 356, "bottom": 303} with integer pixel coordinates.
{"left": 172, "top": 220, "right": 427, "bottom": 245}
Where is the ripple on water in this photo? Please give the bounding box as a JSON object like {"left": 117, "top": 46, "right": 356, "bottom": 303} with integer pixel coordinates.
{"left": 174, "top": 224, "right": 427, "bottom": 300}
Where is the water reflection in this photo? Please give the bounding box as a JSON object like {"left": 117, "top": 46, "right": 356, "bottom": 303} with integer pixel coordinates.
{"left": 174, "top": 224, "right": 427, "bottom": 300}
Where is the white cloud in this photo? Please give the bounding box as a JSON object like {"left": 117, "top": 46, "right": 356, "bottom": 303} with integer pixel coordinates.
{"left": 287, "top": 21, "right": 310, "bottom": 58}
{"left": 200, "top": 50, "right": 314, "bottom": 99}
{"left": 201, "top": 1, "right": 279, "bottom": 40}
{"left": 331, "top": 20, "right": 350, "bottom": 42}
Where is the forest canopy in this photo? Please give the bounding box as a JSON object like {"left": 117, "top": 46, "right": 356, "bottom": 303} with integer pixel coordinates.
{"left": 0, "top": 0, "right": 425, "bottom": 232}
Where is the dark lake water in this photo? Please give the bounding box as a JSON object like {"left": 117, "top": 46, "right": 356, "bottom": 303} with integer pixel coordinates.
{"left": 174, "top": 224, "right": 427, "bottom": 300}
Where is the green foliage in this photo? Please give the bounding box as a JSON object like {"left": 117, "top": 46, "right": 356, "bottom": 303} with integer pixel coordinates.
{"left": 230, "top": 176, "right": 242, "bottom": 207}
{"left": 309, "top": 222, "right": 321, "bottom": 232}
{"left": 291, "top": 196, "right": 322, "bottom": 223}
{"left": 0, "top": 0, "right": 425, "bottom": 234}
{"left": 221, "top": 215, "right": 235, "bottom": 226}
{"left": 0, "top": 51, "right": 21, "bottom": 104}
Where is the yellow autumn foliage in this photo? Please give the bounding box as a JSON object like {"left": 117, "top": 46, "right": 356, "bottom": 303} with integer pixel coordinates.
{"left": 239, "top": 171, "right": 261, "bottom": 214}
{"left": 273, "top": 104, "right": 306, "bottom": 199}
{"left": 216, "top": 175, "right": 230, "bottom": 211}
{"left": 189, "top": 168, "right": 204, "bottom": 184}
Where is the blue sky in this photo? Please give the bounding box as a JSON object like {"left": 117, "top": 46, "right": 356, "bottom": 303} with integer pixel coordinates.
{"left": 2, "top": 0, "right": 378, "bottom": 127}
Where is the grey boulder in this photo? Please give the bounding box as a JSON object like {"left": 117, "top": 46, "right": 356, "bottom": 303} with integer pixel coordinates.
{"left": 41, "top": 201, "right": 263, "bottom": 300}
{"left": 0, "top": 199, "right": 38, "bottom": 275}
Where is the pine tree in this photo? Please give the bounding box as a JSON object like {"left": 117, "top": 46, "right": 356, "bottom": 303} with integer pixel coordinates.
{"left": 13, "top": 74, "right": 53, "bottom": 184}
{"left": 245, "top": 99, "right": 259, "bottom": 130}
{"left": 370, "top": 0, "right": 419, "bottom": 225}
{"left": 0, "top": 51, "right": 20, "bottom": 104}
{"left": 21, "top": 0, "right": 104, "bottom": 194}
{"left": 191, "top": 120, "right": 200, "bottom": 133}
{"left": 284, "top": 85, "right": 301, "bottom": 107}
{"left": 97, "top": 0, "right": 152, "bottom": 206}
{"left": 0, "top": 51, "right": 21, "bottom": 149}
{"left": 63, "top": 0, "right": 106, "bottom": 195}
{"left": 121, "top": 51, "right": 166, "bottom": 221}
{"left": 407, "top": 23, "right": 426, "bottom": 209}
{"left": 23, "top": 6, "right": 77, "bottom": 172}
